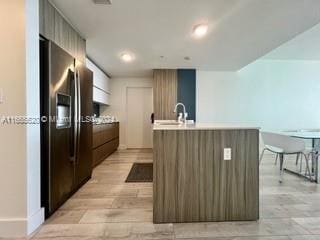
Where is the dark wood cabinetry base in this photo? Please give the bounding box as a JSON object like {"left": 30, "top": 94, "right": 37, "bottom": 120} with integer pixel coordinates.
{"left": 93, "top": 122, "right": 119, "bottom": 167}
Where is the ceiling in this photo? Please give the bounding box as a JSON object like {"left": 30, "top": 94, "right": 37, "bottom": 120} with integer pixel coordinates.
{"left": 51, "top": 0, "right": 320, "bottom": 77}
{"left": 263, "top": 22, "right": 320, "bottom": 60}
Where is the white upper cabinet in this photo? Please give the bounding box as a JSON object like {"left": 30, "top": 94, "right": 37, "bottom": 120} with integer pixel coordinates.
{"left": 93, "top": 87, "right": 110, "bottom": 106}
{"left": 86, "top": 58, "right": 110, "bottom": 93}
{"left": 86, "top": 58, "right": 110, "bottom": 105}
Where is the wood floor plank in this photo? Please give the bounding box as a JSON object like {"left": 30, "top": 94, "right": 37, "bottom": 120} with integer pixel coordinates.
{"left": 32, "top": 149, "right": 320, "bottom": 240}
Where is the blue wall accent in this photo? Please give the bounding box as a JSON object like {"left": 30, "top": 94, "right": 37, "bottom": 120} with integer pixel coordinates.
{"left": 177, "top": 69, "right": 196, "bottom": 121}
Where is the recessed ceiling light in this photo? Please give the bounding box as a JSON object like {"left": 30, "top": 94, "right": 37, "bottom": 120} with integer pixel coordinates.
{"left": 120, "top": 52, "right": 134, "bottom": 62}
{"left": 192, "top": 24, "right": 208, "bottom": 38}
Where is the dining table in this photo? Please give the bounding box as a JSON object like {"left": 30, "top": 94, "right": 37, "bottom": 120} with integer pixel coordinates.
{"left": 282, "top": 130, "right": 320, "bottom": 183}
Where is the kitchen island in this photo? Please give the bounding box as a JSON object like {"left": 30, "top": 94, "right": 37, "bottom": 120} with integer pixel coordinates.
{"left": 153, "top": 123, "right": 260, "bottom": 223}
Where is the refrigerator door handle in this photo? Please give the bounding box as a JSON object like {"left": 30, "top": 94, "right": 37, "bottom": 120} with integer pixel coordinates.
{"left": 76, "top": 69, "right": 81, "bottom": 164}
{"left": 71, "top": 69, "right": 78, "bottom": 163}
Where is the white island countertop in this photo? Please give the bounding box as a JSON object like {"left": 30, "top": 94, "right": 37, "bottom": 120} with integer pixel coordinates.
{"left": 153, "top": 122, "right": 260, "bottom": 131}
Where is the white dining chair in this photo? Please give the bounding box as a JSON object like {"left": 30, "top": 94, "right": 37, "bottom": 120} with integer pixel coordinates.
{"left": 260, "top": 131, "right": 311, "bottom": 183}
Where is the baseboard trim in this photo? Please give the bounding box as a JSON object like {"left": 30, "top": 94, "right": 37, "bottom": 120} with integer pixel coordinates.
{"left": 0, "top": 218, "right": 27, "bottom": 238}
{"left": 118, "top": 144, "right": 127, "bottom": 150}
{"left": 28, "top": 207, "right": 44, "bottom": 235}
{"left": 0, "top": 207, "right": 44, "bottom": 238}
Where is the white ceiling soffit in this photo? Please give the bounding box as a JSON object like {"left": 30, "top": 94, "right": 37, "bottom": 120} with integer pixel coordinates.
{"left": 263, "top": 22, "right": 320, "bottom": 61}
{"left": 51, "top": 0, "right": 320, "bottom": 77}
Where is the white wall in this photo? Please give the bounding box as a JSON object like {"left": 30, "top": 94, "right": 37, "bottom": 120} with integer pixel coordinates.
{"left": 0, "top": 1, "right": 27, "bottom": 231}
{"left": 101, "top": 77, "right": 153, "bottom": 149}
{"left": 197, "top": 60, "right": 320, "bottom": 130}
{"left": 0, "top": 0, "right": 43, "bottom": 237}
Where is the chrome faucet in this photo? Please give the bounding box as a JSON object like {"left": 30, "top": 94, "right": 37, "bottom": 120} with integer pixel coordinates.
{"left": 173, "top": 102, "right": 188, "bottom": 123}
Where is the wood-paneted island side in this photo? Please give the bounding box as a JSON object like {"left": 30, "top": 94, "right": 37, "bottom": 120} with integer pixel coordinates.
{"left": 153, "top": 123, "right": 260, "bottom": 223}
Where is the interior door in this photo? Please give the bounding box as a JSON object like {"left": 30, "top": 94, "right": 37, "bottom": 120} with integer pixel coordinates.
{"left": 75, "top": 61, "right": 93, "bottom": 187}
{"left": 127, "top": 87, "right": 153, "bottom": 148}
{"left": 48, "top": 42, "right": 75, "bottom": 214}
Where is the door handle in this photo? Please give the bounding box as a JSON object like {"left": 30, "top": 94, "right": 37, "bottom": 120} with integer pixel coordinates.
{"left": 70, "top": 69, "right": 78, "bottom": 163}
{"left": 76, "top": 69, "right": 81, "bottom": 164}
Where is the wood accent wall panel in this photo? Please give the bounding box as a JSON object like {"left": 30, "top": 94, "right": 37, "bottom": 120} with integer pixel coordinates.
{"left": 153, "top": 129, "right": 259, "bottom": 223}
{"left": 39, "top": 0, "right": 86, "bottom": 63}
{"left": 153, "top": 69, "right": 177, "bottom": 120}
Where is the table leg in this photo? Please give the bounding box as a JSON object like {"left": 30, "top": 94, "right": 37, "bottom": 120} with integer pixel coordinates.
{"left": 279, "top": 154, "right": 284, "bottom": 183}
{"left": 316, "top": 155, "right": 319, "bottom": 183}
{"left": 313, "top": 139, "right": 320, "bottom": 183}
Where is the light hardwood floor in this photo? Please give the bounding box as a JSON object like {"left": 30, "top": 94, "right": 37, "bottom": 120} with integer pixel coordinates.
{"left": 9, "top": 149, "right": 320, "bottom": 240}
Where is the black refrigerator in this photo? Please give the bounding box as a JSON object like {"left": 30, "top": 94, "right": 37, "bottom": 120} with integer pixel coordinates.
{"left": 40, "top": 40, "right": 93, "bottom": 218}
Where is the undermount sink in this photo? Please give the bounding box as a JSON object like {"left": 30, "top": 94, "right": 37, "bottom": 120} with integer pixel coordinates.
{"left": 154, "top": 120, "right": 195, "bottom": 126}
{"left": 156, "top": 122, "right": 182, "bottom": 126}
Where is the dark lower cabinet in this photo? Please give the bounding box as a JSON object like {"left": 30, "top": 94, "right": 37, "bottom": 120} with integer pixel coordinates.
{"left": 92, "top": 122, "right": 119, "bottom": 167}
